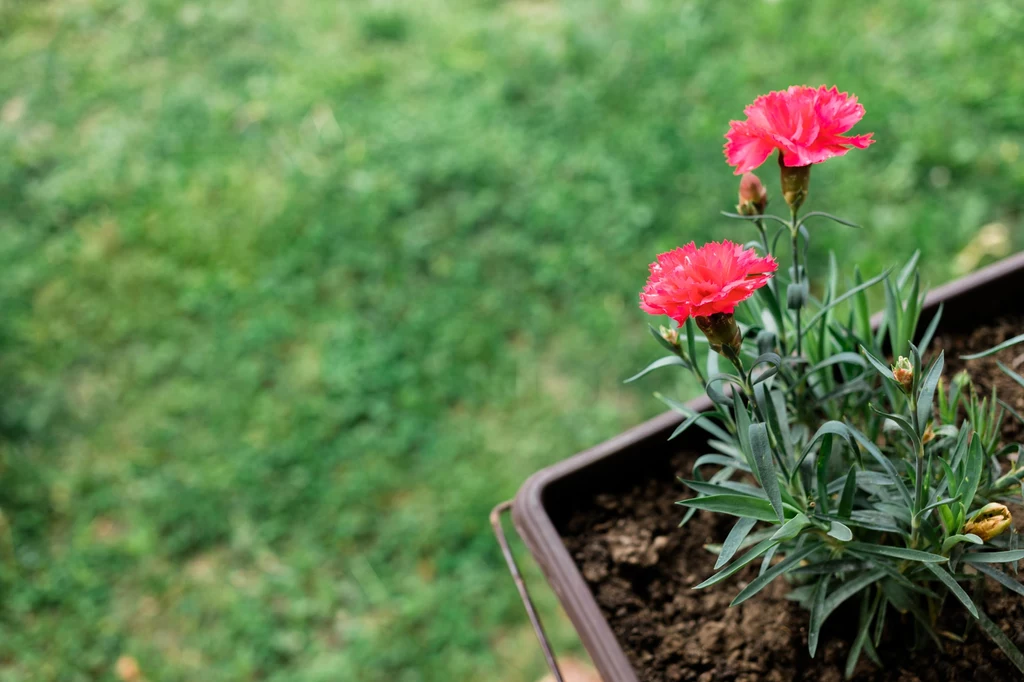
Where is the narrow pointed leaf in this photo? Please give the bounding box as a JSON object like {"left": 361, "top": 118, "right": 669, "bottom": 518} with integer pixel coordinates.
{"left": 808, "top": 574, "right": 831, "bottom": 657}
{"left": 839, "top": 467, "right": 857, "bottom": 518}
{"left": 978, "top": 607, "right": 1024, "bottom": 675}
{"left": 964, "top": 550, "right": 1024, "bottom": 564}
{"left": 847, "top": 542, "right": 946, "bottom": 563}
{"left": 678, "top": 494, "right": 790, "bottom": 522}
{"left": 917, "top": 352, "right": 944, "bottom": 433}
{"left": 731, "top": 543, "right": 819, "bottom": 606}
{"left": 694, "top": 538, "right": 779, "bottom": 588}
{"left": 925, "top": 564, "right": 977, "bottom": 618}
{"left": 625, "top": 355, "right": 689, "bottom": 383}
{"left": 971, "top": 563, "right": 1024, "bottom": 597}
{"left": 960, "top": 333, "right": 1024, "bottom": 360}
{"left": 749, "top": 423, "right": 785, "bottom": 522}
{"left": 802, "top": 267, "right": 892, "bottom": 331}
{"left": 715, "top": 517, "right": 758, "bottom": 570}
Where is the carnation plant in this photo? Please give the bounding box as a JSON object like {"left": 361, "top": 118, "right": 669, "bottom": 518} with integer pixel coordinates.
{"left": 633, "top": 85, "right": 1024, "bottom": 676}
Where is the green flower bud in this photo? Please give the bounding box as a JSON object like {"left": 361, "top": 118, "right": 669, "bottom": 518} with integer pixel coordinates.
{"left": 778, "top": 153, "right": 811, "bottom": 214}
{"left": 695, "top": 313, "right": 742, "bottom": 355}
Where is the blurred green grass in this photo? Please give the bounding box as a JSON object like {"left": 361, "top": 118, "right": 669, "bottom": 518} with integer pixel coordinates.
{"left": 0, "top": 0, "right": 1021, "bottom": 680}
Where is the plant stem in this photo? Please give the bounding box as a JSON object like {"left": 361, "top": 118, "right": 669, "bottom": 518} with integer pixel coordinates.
{"left": 790, "top": 208, "right": 803, "bottom": 358}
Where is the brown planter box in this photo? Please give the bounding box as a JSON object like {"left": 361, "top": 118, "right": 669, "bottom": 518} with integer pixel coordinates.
{"left": 508, "top": 251, "right": 1024, "bottom": 682}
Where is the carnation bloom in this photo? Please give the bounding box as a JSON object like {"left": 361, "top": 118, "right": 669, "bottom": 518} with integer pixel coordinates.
{"left": 724, "top": 85, "right": 874, "bottom": 175}
{"left": 639, "top": 241, "right": 778, "bottom": 325}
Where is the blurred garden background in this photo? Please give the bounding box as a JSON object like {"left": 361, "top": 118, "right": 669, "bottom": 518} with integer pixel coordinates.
{"left": 0, "top": 0, "right": 1022, "bottom": 680}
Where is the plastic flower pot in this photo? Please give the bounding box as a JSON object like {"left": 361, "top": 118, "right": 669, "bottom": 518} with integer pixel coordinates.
{"left": 493, "top": 251, "right": 1024, "bottom": 682}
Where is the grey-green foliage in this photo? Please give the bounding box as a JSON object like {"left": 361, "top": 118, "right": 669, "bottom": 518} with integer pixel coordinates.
{"left": 642, "top": 190, "right": 1024, "bottom": 677}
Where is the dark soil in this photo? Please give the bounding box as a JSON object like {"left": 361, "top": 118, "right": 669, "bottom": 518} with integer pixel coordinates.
{"left": 939, "top": 315, "right": 1024, "bottom": 443}
{"left": 562, "top": 318, "right": 1024, "bottom": 682}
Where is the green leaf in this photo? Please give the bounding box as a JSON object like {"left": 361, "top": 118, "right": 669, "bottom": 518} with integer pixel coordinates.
{"left": 961, "top": 436, "right": 984, "bottom": 514}
{"left": 680, "top": 480, "right": 766, "bottom": 499}
{"left": 693, "top": 538, "right": 779, "bottom": 589}
{"left": 846, "top": 425, "right": 913, "bottom": 506}
{"left": 797, "top": 421, "right": 853, "bottom": 471}
{"left": 693, "top": 454, "right": 751, "bottom": 474}
{"left": 797, "top": 352, "right": 867, "bottom": 386}
{"left": 852, "top": 267, "right": 873, "bottom": 344}
{"left": 749, "top": 423, "right": 785, "bottom": 523}
{"left": 845, "top": 590, "right": 880, "bottom": 679}
{"left": 715, "top": 517, "right": 758, "bottom": 570}
{"left": 808, "top": 574, "right": 831, "bottom": 657}
{"left": 847, "top": 542, "right": 947, "bottom": 563}
{"left": 802, "top": 267, "right": 892, "bottom": 332}
{"left": 655, "top": 394, "right": 733, "bottom": 443}
{"left": 839, "top": 468, "right": 857, "bottom": 519}
{"left": 771, "top": 513, "right": 810, "bottom": 541}
{"left": 978, "top": 607, "right": 1024, "bottom": 675}
{"left": 870, "top": 405, "right": 921, "bottom": 454}
{"left": 815, "top": 434, "right": 833, "bottom": 515}
{"left": 971, "top": 563, "right": 1024, "bottom": 597}
{"left": 960, "top": 333, "right": 1024, "bottom": 360}
{"left": 925, "top": 564, "right": 978, "bottom": 618}
{"left": 883, "top": 276, "right": 902, "bottom": 359}
{"left": 917, "top": 495, "right": 961, "bottom": 520}
{"left": 828, "top": 520, "right": 853, "bottom": 542}
{"left": 917, "top": 303, "right": 944, "bottom": 353}
{"left": 626, "top": 355, "right": 689, "bottom": 383}
{"left": 678, "top": 494, "right": 791, "bottom": 523}
{"left": 997, "top": 361, "right": 1024, "bottom": 391}
{"left": 964, "top": 550, "right": 1024, "bottom": 564}
{"left": 860, "top": 345, "right": 895, "bottom": 383}
{"left": 820, "top": 568, "right": 888, "bottom": 623}
{"left": 685, "top": 318, "right": 699, "bottom": 374}
{"left": 881, "top": 580, "right": 941, "bottom": 647}
{"left": 917, "top": 351, "right": 944, "bottom": 434}
{"left": 733, "top": 391, "right": 754, "bottom": 471}
{"left": 731, "top": 543, "right": 819, "bottom": 606}
{"left": 797, "top": 211, "right": 860, "bottom": 229}
{"left": 719, "top": 210, "right": 791, "bottom": 228}
{"left": 897, "top": 250, "right": 921, "bottom": 290}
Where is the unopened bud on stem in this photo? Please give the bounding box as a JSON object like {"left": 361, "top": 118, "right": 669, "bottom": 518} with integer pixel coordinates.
{"left": 778, "top": 152, "right": 810, "bottom": 214}
{"left": 737, "top": 173, "right": 768, "bottom": 216}
{"left": 695, "top": 313, "right": 742, "bottom": 355}
{"left": 659, "top": 325, "right": 680, "bottom": 348}
{"left": 892, "top": 356, "right": 913, "bottom": 393}
{"left": 964, "top": 503, "right": 1012, "bottom": 542}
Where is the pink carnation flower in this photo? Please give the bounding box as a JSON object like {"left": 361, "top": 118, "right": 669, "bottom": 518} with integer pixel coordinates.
{"left": 724, "top": 85, "right": 874, "bottom": 175}
{"left": 639, "top": 241, "right": 778, "bottom": 324}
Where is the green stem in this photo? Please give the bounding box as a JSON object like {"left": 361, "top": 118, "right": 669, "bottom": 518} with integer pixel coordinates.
{"left": 909, "top": 393, "right": 925, "bottom": 547}
{"left": 790, "top": 208, "right": 803, "bottom": 359}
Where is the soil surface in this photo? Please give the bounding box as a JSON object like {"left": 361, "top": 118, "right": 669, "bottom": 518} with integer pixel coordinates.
{"left": 562, "top": 318, "right": 1024, "bottom": 682}
{"left": 940, "top": 315, "right": 1024, "bottom": 443}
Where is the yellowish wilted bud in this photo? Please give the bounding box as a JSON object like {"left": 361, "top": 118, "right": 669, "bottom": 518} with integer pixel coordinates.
{"left": 964, "top": 503, "right": 1012, "bottom": 542}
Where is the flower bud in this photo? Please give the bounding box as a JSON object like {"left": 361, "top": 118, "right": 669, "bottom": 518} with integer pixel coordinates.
{"left": 659, "top": 325, "right": 680, "bottom": 348}
{"left": 921, "top": 422, "right": 936, "bottom": 445}
{"left": 737, "top": 173, "right": 768, "bottom": 216}
{"left": 892, "top": 356, "right": 913, "bottom": 393}
{"left": 695, "top": 313, "right": 742, "bottom": 355}
{"left": 778, "top": 153, "right": 811, "bottom": 213}
{"left": 963, "top": 503, "right": 1012, "bottom": 542}
{"left": 953, "top": 370, "right": 971, "bottom": 389}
